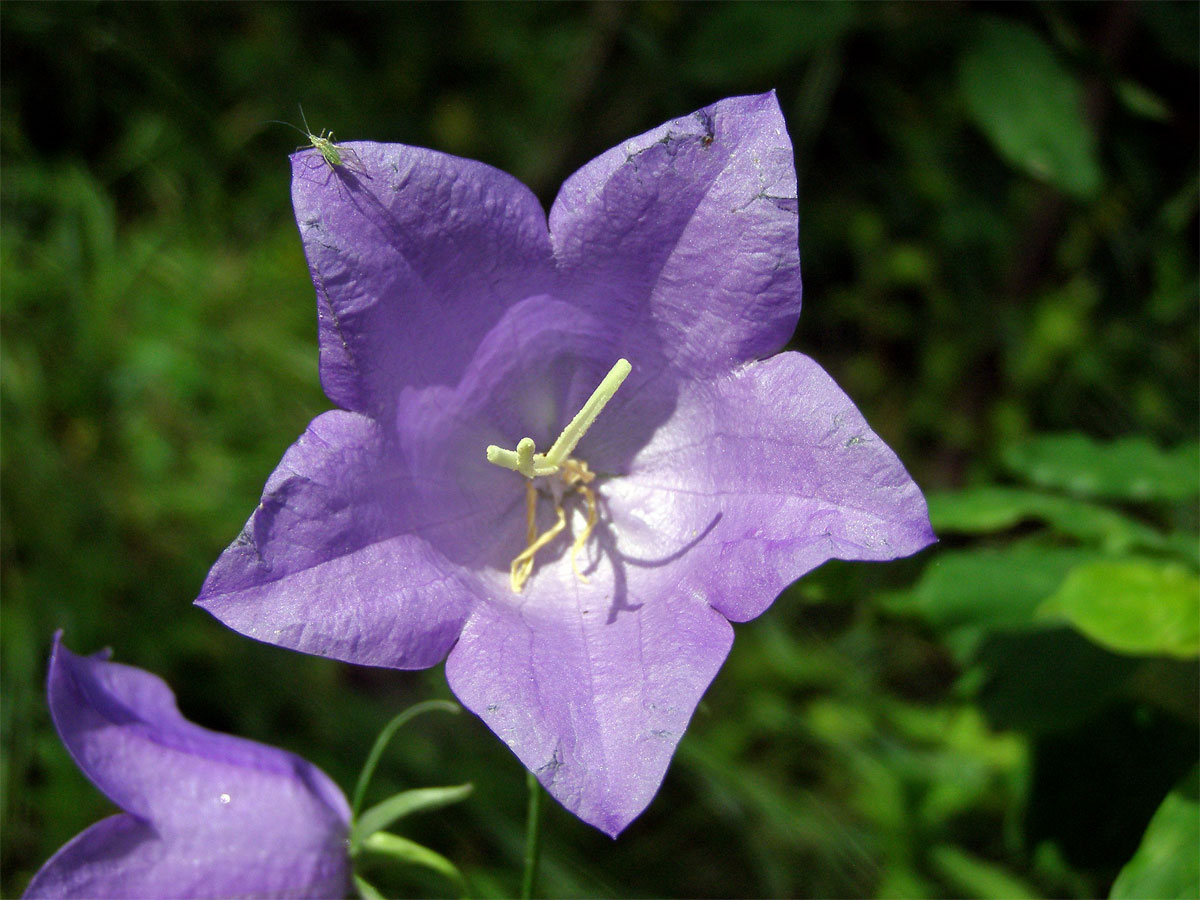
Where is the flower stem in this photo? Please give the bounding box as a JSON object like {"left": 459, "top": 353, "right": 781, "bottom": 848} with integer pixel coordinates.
{"left": 520, "top": 769, "right": 543, "bottom": 899}
{"left": 351, "top": 700, "right": 460, "bottom": 820}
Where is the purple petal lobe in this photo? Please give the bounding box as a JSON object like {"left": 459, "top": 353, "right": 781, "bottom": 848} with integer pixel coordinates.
{"left": 292, "top": 143, "right": 554, "bottom": 421}
{"left": 24, "top": 815, "right": 164, "bottom": 900}
{"left": 28, "top": 636, "right": 351, "bottom": 899}
{"left": 446, "top": 586, "right": 733, "bottom": 837}
{"left": 613, "top": 352, "right": 936, "bottom": 622}
{"left": 197, "top": 409, "right": 478, "bottom": 669}
{"left": 549, "top": 92, "right": 801, "bottom": 379}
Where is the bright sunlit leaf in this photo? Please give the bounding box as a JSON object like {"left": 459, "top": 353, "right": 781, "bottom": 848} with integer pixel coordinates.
{"left": 1037, "top": 560, "right": 1200, "bottom": 659}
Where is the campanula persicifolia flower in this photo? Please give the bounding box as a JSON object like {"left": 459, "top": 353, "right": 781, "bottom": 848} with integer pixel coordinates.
{"left": 24, "top": 634, "right": 351, "bottom": 899}
{"left": 198, "top": 92, "right": 934, "bottom": 836}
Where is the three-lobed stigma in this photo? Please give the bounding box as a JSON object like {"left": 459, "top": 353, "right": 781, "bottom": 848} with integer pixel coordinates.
{"left": 486, "top": 359, "right": 631, "bottom": 592}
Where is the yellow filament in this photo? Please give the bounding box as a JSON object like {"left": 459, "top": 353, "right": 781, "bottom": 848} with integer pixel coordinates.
{"left": 570, "top": 483, "right": 598, "bottom": 582}
{"left": 509, "top": 459, "right": 600, "bottom": 593}
{"left": 510, "top": 503, "right": 566, "bottom": 593}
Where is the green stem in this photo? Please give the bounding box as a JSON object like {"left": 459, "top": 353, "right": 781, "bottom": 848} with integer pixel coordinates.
{"left": 350, "top": 699, "right": 460, "bottom": 820}
{"left": 520, "top": 769, "right": 543, "bottom": 900}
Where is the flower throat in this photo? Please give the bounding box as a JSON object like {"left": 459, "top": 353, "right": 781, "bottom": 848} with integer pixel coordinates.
{"left": 486, "top": 359, "right": 631, "bottom": 592}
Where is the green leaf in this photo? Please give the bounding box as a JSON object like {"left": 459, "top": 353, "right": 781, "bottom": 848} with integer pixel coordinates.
{"left": 959, "top": 18, "right": 1100, "bottom": 198}
{"left": 1111, "top": 767, "right": 1200, "bottom": 899}
{"left": 1037, "top": 560, "right": 1200, "bottom": 659}
{"left": 1115, "top": 79, "right": 1171, "bottom": 122}
{"left": 1002, "top": 433, "right": 1199, "bottom": 502}
{"left": 885, "top": 544, "right": 1095, "bottom": 633}
{"left": 352, "top": 783, "right": 474, "bottom": 848}
{"left": 1166, "top": 532, "right": 1200, "bottom": 569}
{"left": 927, "top": 844, "right": 1040, "bottom": 900}
{"left": 354, "top": 874, "right": 386, "bottom": 900}
{"left": 360, "top": 831, "right": 468, "bottom": 897}
{"left": 927, "top": 486, "right": 1171, "bottom": 554}
{"left": 684, "top": 1, "right": 856, "bottom": 85}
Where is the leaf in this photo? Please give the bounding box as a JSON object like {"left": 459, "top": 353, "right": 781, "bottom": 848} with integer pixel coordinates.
{"left": 927, "top": 844, "right": 1040, "bottom": 900}
{"left": 354, "top": 874, "right": 386, "bottom": 900}
{"left": 350, "top": 699, "right": 460, "bottom": 819}
{"left": 959, "top": 17, "right": 1100, "bottom": 198}
{"left": 360, "top": 831, "right": 468, "bottom": 897}
{"left": 1002, "top": 433, "right": 1199, "bottom": 502}
{"left": 352, "top": 783, "right": 474, "bottom": 847}
{"left": 885, "top": 544, "right": 1095, "bottom": 633}
{"left": 684, "top": 1, "right": 857, "bottom": 85}
{"left": 1115, "top": 80, "right": 1171, "bottom": 122}
{"left": 1110, "top": 767, "right": 1200, "bottom": 900}
{"left": 927, "top": 486, "right": 1171, "bottom": 554}
{"left": 1037, "top": 560, "right": 1200, "bottom": 659}
{"left": 1166, "top": 532, "right": 1200, "bottom": 569}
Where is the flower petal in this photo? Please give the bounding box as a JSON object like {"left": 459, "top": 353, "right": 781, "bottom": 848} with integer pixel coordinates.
{"left": 445, "top": 585, "right": 733, "bottom": 837}
{"left": 613, "top": 352, "right": 936, "bottom": 622}
{"left": 198, "top": 410, "right": 479, "bottom": 668}
{"left": 292, "top": 143, "right": 555, "bottom": 421}
{"left": 22, "top": 811, "right": 346, "bottom": 900}
{"left": 30, "top": 636, "right": 351, "bottom": 899}
{"left": 549, "top": 92, "right": 801, "bottom": 379}
{"left": 25, "top": 814, "right": 166, "bottom": 899}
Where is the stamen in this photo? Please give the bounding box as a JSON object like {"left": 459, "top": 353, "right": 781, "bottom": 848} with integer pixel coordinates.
{"left": 511, "top": 504, "right": 566, "bottom": 593}
{"left": 490, "top": 362, "right": 629, "bottom": 592}
{"left": 570, "top": 483, "right": 598, "bottom": 582}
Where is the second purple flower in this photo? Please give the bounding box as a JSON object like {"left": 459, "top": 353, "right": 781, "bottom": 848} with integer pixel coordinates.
{"left": 24, "top": 634, "right": 351, "bottom": 899}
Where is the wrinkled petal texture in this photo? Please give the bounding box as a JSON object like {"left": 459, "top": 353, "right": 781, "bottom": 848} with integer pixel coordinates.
{"left": 197, "top": 92, "right": 933, "bottom": 836}
{"left": 292, "top": 142, "right": 555, "bottom": 420}
{"left": 198, "top": 410, "right": 479, "bottom": 669}
{"left": 446, "top": 354, "right": 931, "bottom": 837}
{"left": 446, "top": 566, "right": 734, "bottom": 837}
{"left": 613, "top": 352, "right": 936, "bottom": 623}
{"left": 550, "top": 91, "right": 801, "bottom": 379}
{"left": 25, "top": 636, "right": 351, "bottom": 899}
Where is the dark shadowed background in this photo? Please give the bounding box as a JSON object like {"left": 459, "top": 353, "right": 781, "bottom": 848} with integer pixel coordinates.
{"left": 3, "top": 3, "right": 1197, "bottom": 898}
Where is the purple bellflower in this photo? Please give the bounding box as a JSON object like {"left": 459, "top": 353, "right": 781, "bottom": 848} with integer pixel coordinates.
{"left": 198, "top": 92, "right": 934, "bottom": 837}
{"left": 24, "top": 634, "right": 351, "bottom": 899}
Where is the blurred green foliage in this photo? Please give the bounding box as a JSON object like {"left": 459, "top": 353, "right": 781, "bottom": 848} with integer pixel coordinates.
{"left": 959, "top": 17, "right": 1102, "bottom": 200}
{"left": 2, "top": 2, "right": 1196, "bottom": 898}
{"left": 1111, "top": 766, "right": 1200, "bottom": 900}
